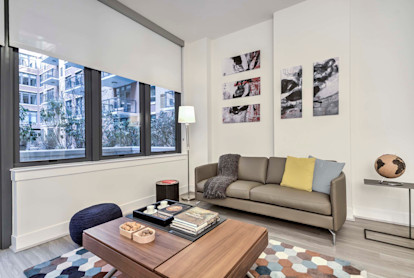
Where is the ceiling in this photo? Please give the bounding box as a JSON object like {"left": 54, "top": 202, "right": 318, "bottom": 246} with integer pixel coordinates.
{"left": 119, "top": 0, "right": 306, "bottom": 43}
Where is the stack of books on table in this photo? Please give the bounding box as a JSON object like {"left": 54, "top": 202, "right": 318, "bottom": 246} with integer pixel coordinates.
{"left": 170, "top": 207, "right": 219, "bottom": 235}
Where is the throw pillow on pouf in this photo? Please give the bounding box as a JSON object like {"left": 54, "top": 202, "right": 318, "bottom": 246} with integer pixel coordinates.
{"left": 69, "top": 203, "right": 122, "bottom": 245}
{"left": 280, "top": 156, "right": 316, "bottom": 192}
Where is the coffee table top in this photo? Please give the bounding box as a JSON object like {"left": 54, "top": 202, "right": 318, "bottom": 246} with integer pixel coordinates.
{"left": 83, "top": 217, "right": 192, "bottom": 270}
{"left": 83, "top": 216, "right": 268, "bottom": 277}
{"left": 155, "top": 218, "right": 268, "bottom": 278}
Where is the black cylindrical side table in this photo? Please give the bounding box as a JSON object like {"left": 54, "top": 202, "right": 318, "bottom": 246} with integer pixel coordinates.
{"left": 156, "top": 180, "right": 179, "bottom": 201}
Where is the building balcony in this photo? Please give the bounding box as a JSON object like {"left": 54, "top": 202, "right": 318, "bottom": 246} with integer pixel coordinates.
{"left": 102, "top": 97, "right": 137, "bottom": 116}
{"left": 101, "top": 72, "right": 135, "bottom": 88}
{"left": 41, "top": 56, "right": 59, "bottom": 66}
{"left": 65, "top": 61, "right": 84, "bottom": 69}
{"left": 40, "top": 69, "right": 59, "bottom": 86}
{"left": 65, "top": 74, "right": 84, "bottom": 95}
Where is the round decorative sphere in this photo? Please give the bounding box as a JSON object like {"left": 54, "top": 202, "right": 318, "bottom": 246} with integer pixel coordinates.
{"left": 375, "top": 154, "right": 406, "bottom": 178}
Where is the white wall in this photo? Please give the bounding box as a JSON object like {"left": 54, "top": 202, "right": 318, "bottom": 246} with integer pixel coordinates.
{"left": 209, "top": 20, "right": 274, "bottom": 160}
{"left": 273, "top": 0, "right": 353, "bottom": 216}
{"left": 183, "top": 38, "right": 211, "bottom": 189}
{"left": 272, "top": 0, "right": 414, "bottom": 225}
{"left": 350, "top": 0, "right": 414, "bottom": 224}
{"left": 11, "top": 155, "right": 187, "bottom": 251}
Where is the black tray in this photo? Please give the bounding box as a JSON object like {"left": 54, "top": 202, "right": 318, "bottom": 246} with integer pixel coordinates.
{"left": 132, "top": 200, "right": 191, "bottom": 226}
{"left": 126, "top": 213, "right": 226, "bottom": 242}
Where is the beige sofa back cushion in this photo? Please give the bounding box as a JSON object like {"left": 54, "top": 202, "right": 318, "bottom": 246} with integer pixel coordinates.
{"left": 238, "top": 157, "right": 268, "bottom": 184}
{"left": 266, "top": 157, "right": 287, "bottom": 184}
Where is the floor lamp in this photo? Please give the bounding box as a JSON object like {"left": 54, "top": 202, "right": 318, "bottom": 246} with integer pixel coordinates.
{"left": 178, "top": 106, "right": 196, "bottom": 201}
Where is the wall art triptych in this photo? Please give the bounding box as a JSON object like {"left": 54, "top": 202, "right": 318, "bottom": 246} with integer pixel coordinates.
{"left": 222, "top": 50, "right": 260, "bottom": 76}
{"left": 223, "top": 77, "right": 261, "bottom": 100}
{"left": 222, "top": 104, "right": 261, "bottom": 123}
{"left": 313, "top": 57, "right": 339, "bottom": 116}
{"left": 280, "top": 65, "right": 302, "bottom": 119}
{"left": 222, "top": 50, "right": 261, "bottom": 124}
{"left": 280, "top": 57, "right": 339, "bottom": 119}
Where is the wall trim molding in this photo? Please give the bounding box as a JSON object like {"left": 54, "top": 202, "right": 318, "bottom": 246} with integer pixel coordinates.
{"left": 11, "top": 154, "right": 186, "bottom": 182}
{"left": 346, "top": 206, "right": 355, "bottom": 221}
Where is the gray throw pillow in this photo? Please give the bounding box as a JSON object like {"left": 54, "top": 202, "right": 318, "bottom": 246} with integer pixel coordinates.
{"left": 309, "top": 156, "right": 345, "bottom": 194}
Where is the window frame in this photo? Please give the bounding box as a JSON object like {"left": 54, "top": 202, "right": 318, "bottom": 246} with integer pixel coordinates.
{"left": 147, "top": 88, "right": 182, "bottom": 156}
{"left": 98, "top": 79, "right": 146, "bottom": 160}
{"left": 13, "top": 49, "right": 181, "bottom": 167}
{"left": 13, "top": 49, "right": 93, "bottom": 167}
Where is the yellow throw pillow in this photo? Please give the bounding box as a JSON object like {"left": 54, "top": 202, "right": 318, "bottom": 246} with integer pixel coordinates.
{"left": 280, "top": 156, "right": 316, "bottom": 192}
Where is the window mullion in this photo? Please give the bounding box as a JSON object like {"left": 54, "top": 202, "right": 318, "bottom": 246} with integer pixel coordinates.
{"left": 142, "top": 83, "right": 151, "bottom": 156}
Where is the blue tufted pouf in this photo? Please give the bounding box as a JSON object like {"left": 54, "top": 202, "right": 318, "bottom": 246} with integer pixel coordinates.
{"left": 69, "top": 203, "right": 122, "bottom": 245}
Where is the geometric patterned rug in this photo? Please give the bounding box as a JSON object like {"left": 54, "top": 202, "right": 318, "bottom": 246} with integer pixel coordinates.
{"left": 23, "top": 248, "right": 125, "bottom": 278}
{"left": 24, "top": 241, "right": 366, "bottom": 278}
{"left": 248, "top": 239, "right": 367, "bottom": 278}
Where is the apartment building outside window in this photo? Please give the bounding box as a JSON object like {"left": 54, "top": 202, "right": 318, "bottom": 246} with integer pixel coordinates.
{"left": 101, "top": 72, "right": 141, "bottom": 157}
{"left": 150, "top": 86, "right": 176, "bottom": 153}
{"left": 17, "top": 49, "right": 181, "bottom": 165}
{"left": 18, "top": 49, "right": 86, "bottom": 162}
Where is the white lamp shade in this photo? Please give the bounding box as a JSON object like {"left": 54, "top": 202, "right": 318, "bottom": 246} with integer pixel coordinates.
{"left": 178, "top": 106, "right": 196, "bottom": 123}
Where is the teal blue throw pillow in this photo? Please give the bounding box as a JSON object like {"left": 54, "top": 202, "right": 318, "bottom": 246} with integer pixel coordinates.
{"left": 309, "top": 156, "right": 345, "bottom": 194}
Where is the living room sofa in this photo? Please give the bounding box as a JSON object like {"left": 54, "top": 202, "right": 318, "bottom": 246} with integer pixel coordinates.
{"left": 195, "top": 156, "right": 346, "bottom": 244}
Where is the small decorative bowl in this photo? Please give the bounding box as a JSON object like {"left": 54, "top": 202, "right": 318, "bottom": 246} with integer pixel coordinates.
{"left": 133, "top": 227, "right": 156, "bottom": 244}
{"left": 119, "top": 222, "right": 145, "bottom": 239}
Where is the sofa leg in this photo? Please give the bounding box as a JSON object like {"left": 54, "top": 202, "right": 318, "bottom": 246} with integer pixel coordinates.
{"left": 329, "top": 229, "right": 336, "bottom": 245}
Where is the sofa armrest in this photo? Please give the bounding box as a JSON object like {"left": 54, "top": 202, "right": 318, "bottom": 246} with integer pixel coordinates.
{"left": 195, "top": 163, "right": 218, "bottom": 185}
{"left": 330, "top": 172, "right": 347, "bottom": 231}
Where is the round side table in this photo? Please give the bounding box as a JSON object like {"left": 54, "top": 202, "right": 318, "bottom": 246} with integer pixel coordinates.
{"left": 156, "top": 180, "right": 179, "bottom": 201}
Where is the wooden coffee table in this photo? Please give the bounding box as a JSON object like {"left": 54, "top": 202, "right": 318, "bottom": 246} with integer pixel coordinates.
{"left": 83, "top": 217, "right": 268, "bottom": 278}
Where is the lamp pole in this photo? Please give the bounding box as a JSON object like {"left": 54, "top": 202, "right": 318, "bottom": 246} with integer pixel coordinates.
{"left": 178, "top": 106, "right": 195, "bottom": 201}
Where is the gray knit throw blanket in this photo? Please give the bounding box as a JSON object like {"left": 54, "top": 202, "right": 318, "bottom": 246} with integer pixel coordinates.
{"left": 203, "top": 154, "right": 241, "bottom": 199}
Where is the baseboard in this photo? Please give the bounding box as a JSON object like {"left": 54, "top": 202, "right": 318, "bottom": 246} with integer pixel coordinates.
{"left": 353, "top": 206, "right": 410, "bottom": 227}
{"left": 11, "top": 194, "right": 159, "bottom": 252}
{"left": 11, "top": 221, "right": 69, "bottom": 253}
{"left": 346, "top": 206, "right": 355, "bottom": 221}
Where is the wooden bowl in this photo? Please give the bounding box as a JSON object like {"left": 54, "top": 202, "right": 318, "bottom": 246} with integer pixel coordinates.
{"left": 133, "top": 228, "right": 156, "bottom": 244}
{"left": 119, "top": 222, "right": 144, "bottom": 239}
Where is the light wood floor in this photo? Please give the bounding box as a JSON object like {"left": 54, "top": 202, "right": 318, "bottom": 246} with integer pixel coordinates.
{"left": 0, "top": 201, "right": 412, "bottom": 278}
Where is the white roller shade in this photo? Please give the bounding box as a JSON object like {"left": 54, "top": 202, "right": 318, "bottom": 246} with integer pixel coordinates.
{"left": 9, "top": 0, "right": 182, "bottom": 92}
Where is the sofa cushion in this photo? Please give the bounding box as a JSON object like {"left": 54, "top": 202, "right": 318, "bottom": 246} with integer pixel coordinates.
{"left": 250, "top": 184, "right": 331, "bottom": 215}
{"left": 196, "top": 179, "right": 207, "bottom": 192}
{"left": 310, "top": 156, "right": 345, "bottom": 194}
{"left": 225, "top": 180, "right": 263, "bottom": 200}
{"left": 280, "top": 156, "right": 316, "bottom": 192}
{"left": 238, "top": 157, "right": 269, "bottom": 184}
{"left": 266, "top": 157, "right": 286, "bottom": 184}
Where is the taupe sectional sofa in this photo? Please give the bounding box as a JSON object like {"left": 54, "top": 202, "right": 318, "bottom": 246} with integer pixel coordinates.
{"left": 195, "top": 156, "right": 346, "bottom": 244}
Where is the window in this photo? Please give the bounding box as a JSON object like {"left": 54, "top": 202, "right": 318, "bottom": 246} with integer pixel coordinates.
{"left": 19, "top": 52, "right": 38, "bottom": 69}
{"left": 19, "top": 73, "right": 37, "bottom": 86}
{"left": 16, "top": 49, "right": 180, "bottom": 165}
{"left": 75, "top": 97, "right": 83, "bottom": 116}
{"left": 101, "top": 72, "right": 140, "bottom": 156}
{"left": 150, "top": 86, "right": 177, "bottom": 153}
{"left": 65, "top": 100, "right": 72, "bottom": 115}
{"left": 19, "top": 92, "right": 37, "bottom": 105}
{"left": 18, "top": 49, "right": 86, "bottom": 162}
{"left": 45, "top": 88, "right": 55, "bottom": 102}
{"left": 21, "top": 110, "right": 37, "bottom": 125}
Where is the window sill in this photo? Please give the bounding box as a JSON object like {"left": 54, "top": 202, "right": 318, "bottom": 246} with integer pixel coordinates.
{"left": 11, "top": 152, "right": 187, "bottom": 182}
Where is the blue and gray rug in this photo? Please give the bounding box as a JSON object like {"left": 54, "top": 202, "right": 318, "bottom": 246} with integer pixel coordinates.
{"left": 24, "top": 240, "right": 366, "bottom": 278}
